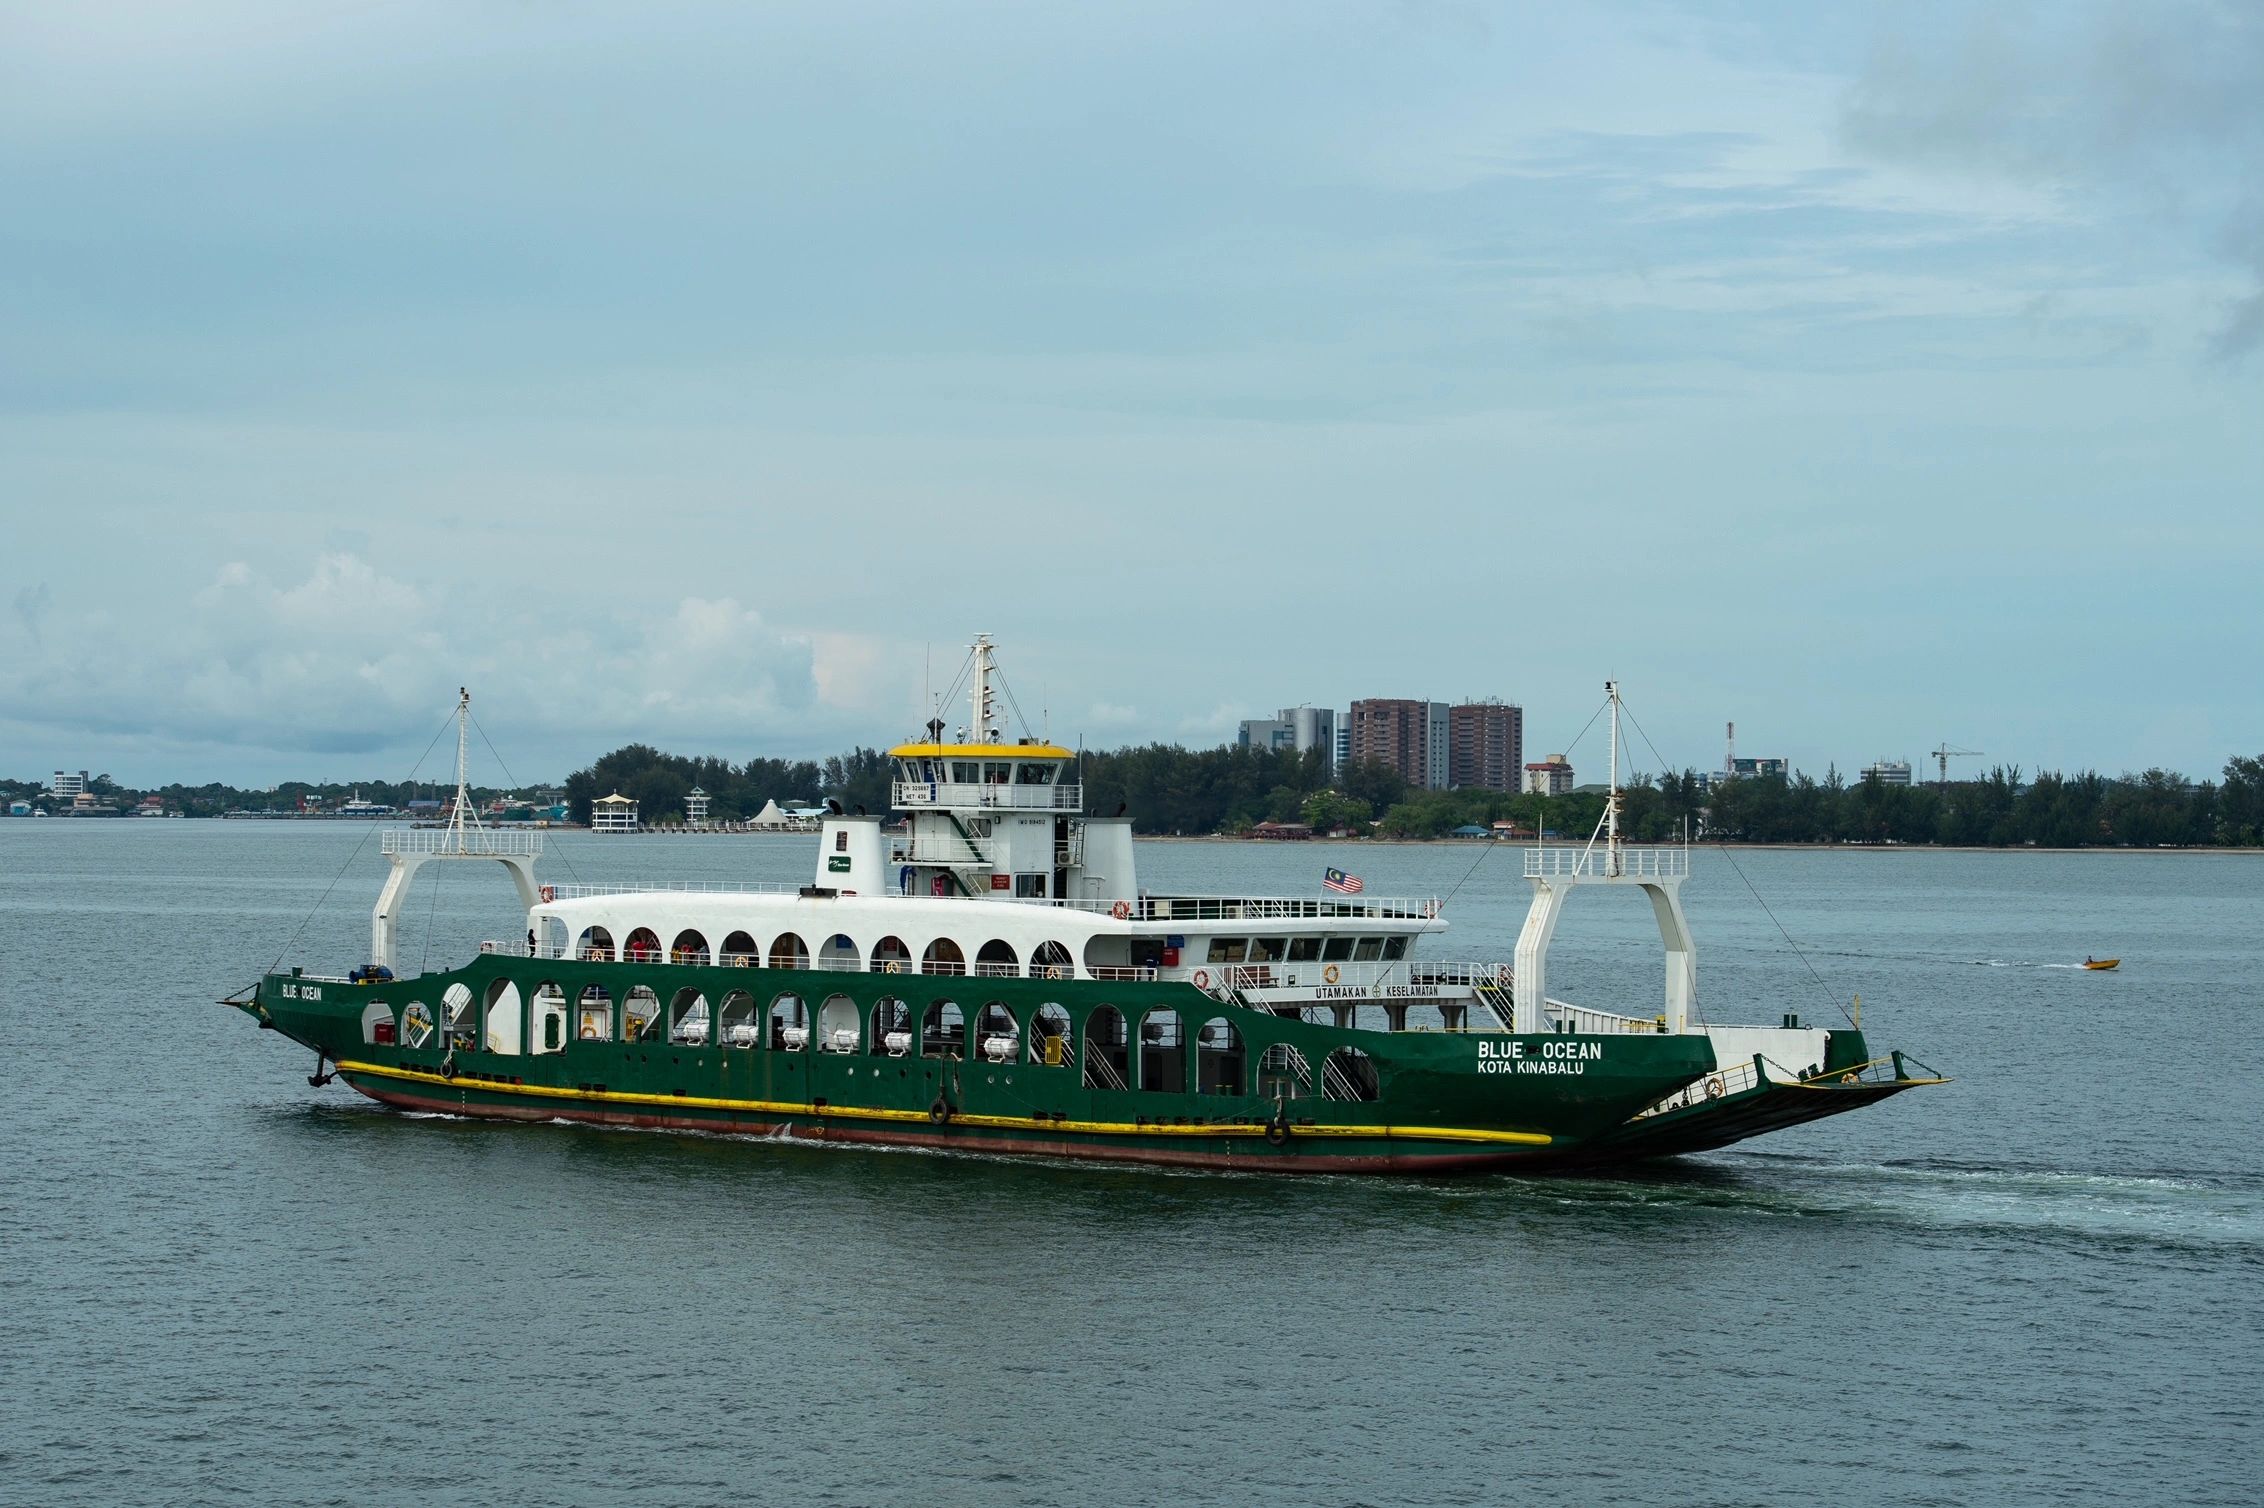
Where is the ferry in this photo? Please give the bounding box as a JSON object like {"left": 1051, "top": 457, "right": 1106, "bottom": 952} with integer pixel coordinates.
{"left": 228, "top": 639, "right": 1943, "bottom": 1173}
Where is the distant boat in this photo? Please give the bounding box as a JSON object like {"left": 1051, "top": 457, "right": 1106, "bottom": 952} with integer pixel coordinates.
{"left": 2083, "top": 957, "right": 2120, "bottom": 971}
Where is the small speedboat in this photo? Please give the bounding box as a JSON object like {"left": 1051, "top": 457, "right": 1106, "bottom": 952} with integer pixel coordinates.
{"left": 2083, "top": 957, "right": 2120, "bottom": 971}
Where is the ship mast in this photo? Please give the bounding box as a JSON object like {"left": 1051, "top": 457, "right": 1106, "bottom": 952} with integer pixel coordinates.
{"left": 1604, "top": 679, "right": 1622, "bottom": 877}
{"left": 970, "top": 633, "right": 998, "bottom": 744}
{"left": 447, "top": 687, "right": 481, "bottom": 853}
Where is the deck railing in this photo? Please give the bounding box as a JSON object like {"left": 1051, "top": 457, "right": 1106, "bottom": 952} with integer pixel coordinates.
{"left": 531, "top": 882, "right": 1443, "bottom": 922}
{"left": 383, "top": 828, "right": 543, "bottom": 858}
{"left": 1524, "top": 845, "right": 1688, "bottom": 880}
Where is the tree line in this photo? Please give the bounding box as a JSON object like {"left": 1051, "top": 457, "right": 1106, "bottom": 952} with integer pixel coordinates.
{"left": 558, "top": 743, "right": 2264, "bottom": 848}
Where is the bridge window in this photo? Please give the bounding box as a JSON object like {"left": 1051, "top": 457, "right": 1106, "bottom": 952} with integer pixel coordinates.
{"left": 1257, "top": 1043, "right": 1311, "bottom": 1100}
{"left": 577, "top": 925, "right": 616, "bottom": 962}
{"left": 1250, "top": 937, "right": 1287, "bottom": 963}
{"left": 1323, "top": 1047, "right": 1380, "bottom": 1101}
{"left": 717, "top": 990, "right": 756, "bottom": 1048}
{"left": 975, "top": 939, "right": 1018, "bottom": 977}
{"left": 401, "top": 1002, "right": 434, "bottom": 1049}
{"left": 976, "top": 1002, "right": 1019, "bottom": 1063}
{"left": 669, "top": 989, "right": 710, "bottom": 1045}
{"left": 1352, "top": 937, "right": 1384, "bottom": 963}
{"left": 769, "top": 932, "right": 809, "bottom": 970}
{"left": 1015, "top": 762, "right": 1055, "bottom": 785}
{"left": 1030, "top": 941, "right": 1073, "bottom": 980}
{"left": 483, "top": 979, "right": 523, "bottom": 1054}
{"left": 922, "top": 938, "right": 966, "bottom": 976}
{"left": 1205, "top": 937, "right": 1248, "bottom": 964}
{"left": 1196, "top": 1017, "right": 1245, "bottom": 1096}
{"left": 1084, "top": 1006, "right": 1128, "bottom": 1090}
{"left": 1287, "top": 938, "right": 1322, "bottom": 962}
{"left": 922, "top": 1000, "right": 965, "bottom": 1058}
{"left": 1382, "top": 936, "right": 1408, "bottom": 961}
{"left": 670, "top": 929, "right": 710, "bottom": 966}
{"left": 871, "top": 936, "right": 912, "bottom": 974}
{"left": 721, "top": 930, "right": 759, "bottom": 966}
{"left": 623, "top": 985, "right": 661, "bottom": 1041}
{"left": 1139, "top": 1008, "right": 1185, "bottom": 1093}
{"left": 770, "top": 994, "right": 807, "bottom": 1050}
{"left": 871, "top": 997, "right": 912, "bottom": 1056}
{"left": 818, "top": 994, "right": 861, "bottom": 1053}
{"left": 442, "top": 983, "right": 476, "bottom": 1051}
{"left": 624, "top": 927, "right": 662, "bottom": 963}
{"left": 1028, "top": 1003, "right": 1073, "bottom": 1067}
{"left": 819, "top": 933, "right": 860, "bottom": 970}
{"left": 1321, "top": 936, "right": 1355, "bottom": 962}
{"left": 577, "top": 986, "right": 615, "bottom": 1041}
{"left": 361, "top": 1000, "right": 396, "bottom": 1046}
{"left": 531, "top": 983, "right": 566, "bottom": 1053}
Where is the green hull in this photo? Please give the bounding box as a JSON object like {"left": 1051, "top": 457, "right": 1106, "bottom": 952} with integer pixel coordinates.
{"left": 241, "top": 954, "right": 1753, "bottom": 1173}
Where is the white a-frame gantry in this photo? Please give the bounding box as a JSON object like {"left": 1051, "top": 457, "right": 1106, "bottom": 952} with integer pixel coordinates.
{"left": 1510, "top": 680, "right": 1696, "bottom": 1034}
{"left": 370, "top": 689, "right": 543, "bottom": 972}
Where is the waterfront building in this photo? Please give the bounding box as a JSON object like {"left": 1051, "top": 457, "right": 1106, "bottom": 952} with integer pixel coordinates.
{"left": 1448, "top": 700, "right": 1524, "bottom": 792}
{"left": 1348, "top": 698, "right": 1451, "bottom": 790}
{"left": 685, "top": 786, "right": 711, "bottom": 825}
{"left": 1237, "top": 707, "right": 1337, "bottom": 773}
{"left": 52, "top": 769, "right": 88, "bottom": 797}
{"left": 1236, "top": 718, "right": 1293, "bottom": 754}
{"left": 8, "top": 800, "right": 32, "bottom": 817}
{"left": 1525, "top": 755, "right": 1575, "bottom": 796}
{"left": 591, "top": 792, "right": 640, "bottom": 833}
{"left": 1334, "top": 720, "right": 1351, "bottom": 770}
{"left": 1860, "top": 759, "right": 1913, "bottom": 786}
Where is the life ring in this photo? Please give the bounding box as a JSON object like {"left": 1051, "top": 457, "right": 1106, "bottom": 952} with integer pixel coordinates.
{"left": 1110, "top": 900, "right": 1132, "bottom": 921}
{"left": 539, "top": 884, "right": 556, "bottom": 903}
{"left": 1323, "top": 964, "right": 1341, "bottom": 985}
{"left": 1045, "top": 965, "right": 1064, "bottom": 981}
{"left": 1704, "top": 1075, "right": 1725, "bottom": 1100}
{"left": 1840, "top": 1072, "right": 1859, "bottom": 1086}
{"left": 1192, "top": 968, "right": 1212, "bottom": 989}
{"left": 928, "top": 1095, "right": 951, "bottom": 1124}
{"left": 884, "top": 961, "right": 901, "bottom": 975}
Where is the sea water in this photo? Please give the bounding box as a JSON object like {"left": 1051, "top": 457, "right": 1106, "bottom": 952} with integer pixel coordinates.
{"left": 2, "top": 823, "right": 2258, "bottom": 1506}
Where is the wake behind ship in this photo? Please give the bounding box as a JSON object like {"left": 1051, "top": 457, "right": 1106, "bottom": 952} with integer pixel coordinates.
{"left": 229, "top": 639, "right": 1942, "bottom": 1173}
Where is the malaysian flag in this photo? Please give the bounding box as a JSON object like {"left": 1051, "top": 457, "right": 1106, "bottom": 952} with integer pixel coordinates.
{"left": 1323, "top": 867, "right": 1365, "bottom": 895}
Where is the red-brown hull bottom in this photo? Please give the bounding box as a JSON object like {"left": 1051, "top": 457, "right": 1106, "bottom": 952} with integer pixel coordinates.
{"left": 348, "top": 1079, "right": 1541, "bottom": 1176}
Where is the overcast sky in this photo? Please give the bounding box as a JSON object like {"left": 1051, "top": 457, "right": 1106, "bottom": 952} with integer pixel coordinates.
{"left": 4, "top": 1, "right": 2259, "bottom": 789}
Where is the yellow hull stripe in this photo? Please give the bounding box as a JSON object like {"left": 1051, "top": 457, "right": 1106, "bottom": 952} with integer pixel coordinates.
{"left": 333, "top": 1059, "right": 1553, "bottom": 1148}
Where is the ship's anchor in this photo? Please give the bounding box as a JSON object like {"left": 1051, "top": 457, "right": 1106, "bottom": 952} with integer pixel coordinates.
{"left": 308, "top": 1053, "right": 335, "bottom": 1089}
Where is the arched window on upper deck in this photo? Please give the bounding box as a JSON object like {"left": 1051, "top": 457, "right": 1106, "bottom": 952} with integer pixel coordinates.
{"left": 670, "top": 929, "right": 710, "bottom": 966}
{"left": 921, "top": 938, "right": 966, "bottom": 977}
{"left": 818, "top": 933, "right": 860, "bottom": 971}
{"left": 974, "top": 940, "right": 1018, "bottom": 978}
{"left": 577, "top": 925, "right": 615, "bottom": 963}
{"left": 721, "top": 930, "right": 759, "bottom": 966}
{"left": 1029, "top": 941, "right": 1073, "bottom": 980}
{"left": 769, "top": 932, "right": 809, "bottom": 971}
{"left": 872, "top": 936, "right": 912, "bottom": 974}
{"left": 624, "top": 927, "right": 661, "bottom": 964}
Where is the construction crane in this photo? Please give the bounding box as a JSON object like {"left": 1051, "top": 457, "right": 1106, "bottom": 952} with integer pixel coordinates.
{"left": 1931, "top": 743, "right": 1983, "bottom": 789}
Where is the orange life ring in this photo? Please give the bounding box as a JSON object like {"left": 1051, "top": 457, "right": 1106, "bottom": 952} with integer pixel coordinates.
{"left": 1110, "top": 900, "right": 1132, "bottom": 921}
{"left": 1192, "top": 968, "right": 1212, "bottom": 989}
{"left": 1705, "top": 1076, "right": 1726, "bottom": 1100}
{"left": 1323, "top": 964, "right": 1341, "bottom": 985}
{"left": 539, "top": 884, "right": 556, "bottom": 903}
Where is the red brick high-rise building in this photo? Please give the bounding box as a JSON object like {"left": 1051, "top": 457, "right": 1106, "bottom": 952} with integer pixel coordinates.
{"left": 1448, "top": 700, "right": 1524, "bottom": 793}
